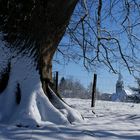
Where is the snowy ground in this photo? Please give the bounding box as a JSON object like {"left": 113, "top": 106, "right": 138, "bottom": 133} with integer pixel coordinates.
{"left": 0, "top": 99, "right": 140, "bottom": 140}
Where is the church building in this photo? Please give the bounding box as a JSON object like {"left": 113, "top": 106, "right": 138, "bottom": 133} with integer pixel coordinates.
{"left": 111, "top": 73, "right": 127, "bottom": 102}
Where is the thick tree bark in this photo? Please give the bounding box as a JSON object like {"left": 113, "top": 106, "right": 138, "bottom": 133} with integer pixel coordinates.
{"left": 37, "top": 0, "right": 79, "bottom": 96}
{"left": 0, "top": 0, "right": 79, "bottom": 93}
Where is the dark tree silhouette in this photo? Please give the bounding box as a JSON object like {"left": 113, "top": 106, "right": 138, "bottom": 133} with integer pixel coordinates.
{"left": 129, "top": 77, "right": 140, "bottom": 103}
{"left": 0, "top": 0, "right": 83, "bottom": 127}
{"left": 0, "top": 0, "right": 78, "bottom": 94}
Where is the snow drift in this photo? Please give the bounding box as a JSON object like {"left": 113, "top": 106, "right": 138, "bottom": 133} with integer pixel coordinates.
{"left": 0, "top": 39, "right": 83, "bottom": 127}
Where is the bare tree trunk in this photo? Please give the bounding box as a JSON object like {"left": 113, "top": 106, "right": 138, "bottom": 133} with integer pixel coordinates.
{"left": 0, "top": 0, "right": 83, "bottom": 126}
{"left": 37, "top": 0, "right": 79, "bottom": 97}
{"left": 39, "top": 45, "right": 56, "bottom": 96}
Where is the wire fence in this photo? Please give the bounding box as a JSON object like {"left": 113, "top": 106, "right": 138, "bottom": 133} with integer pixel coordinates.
{"left": 52, "top": 71, "right": 117, "bottom": 94}
{"left": 52, "top": 70, "right": 136, "bottom": 95}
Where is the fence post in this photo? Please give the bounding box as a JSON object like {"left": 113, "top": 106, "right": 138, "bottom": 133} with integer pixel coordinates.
{"left": 91, "top": 74, "right": 97, "bottom": 107}
{"left": 55, "top": 71, "right": 59, "bottom": 94}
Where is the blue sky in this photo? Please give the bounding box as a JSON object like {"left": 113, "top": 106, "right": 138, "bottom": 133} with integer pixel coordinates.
{"left": 52, "top": 1, "right": 139, "bottom": 94}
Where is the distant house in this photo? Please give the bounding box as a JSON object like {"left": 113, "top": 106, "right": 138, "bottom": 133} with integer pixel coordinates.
{"left": 127, "top": 92, "right": 140, "bottom": 103}
{"left": 100, "top": 93, "right": 112, "bottom": 101}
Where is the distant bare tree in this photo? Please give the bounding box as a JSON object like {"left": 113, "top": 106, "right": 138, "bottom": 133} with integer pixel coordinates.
{"left": 129, "top": 77, "right": 140, "bottom": 103}
{"left": 59, "top": 77, "right": 88, "bottom": 98}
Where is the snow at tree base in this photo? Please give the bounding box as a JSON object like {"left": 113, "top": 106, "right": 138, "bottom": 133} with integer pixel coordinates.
{"left": 0, "top": 99, "right": 140, "bottom": 140}
{"left": 0, "top": 37, "right": 83, "bottom": 127}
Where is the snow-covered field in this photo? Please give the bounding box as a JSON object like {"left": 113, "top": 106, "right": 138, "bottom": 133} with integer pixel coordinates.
{"left": 0, "top": 99, "right": 140, "bottom": 140}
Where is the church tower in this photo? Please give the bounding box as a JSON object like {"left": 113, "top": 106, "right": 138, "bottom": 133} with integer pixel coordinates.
{"left": 116, "top": 73, "right": 124, "bottom": 93}
{"left": 111, "top": 72, "right": 127, "bottom": 102}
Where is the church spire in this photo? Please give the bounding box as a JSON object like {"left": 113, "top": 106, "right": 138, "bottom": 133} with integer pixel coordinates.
{"left": 118, "top": 72, "right": 123, "bottom": 82}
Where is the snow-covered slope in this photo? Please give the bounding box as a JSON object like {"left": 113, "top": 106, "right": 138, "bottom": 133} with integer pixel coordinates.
{"left": 0, "top": 99, "right": 140, "bottom": 140}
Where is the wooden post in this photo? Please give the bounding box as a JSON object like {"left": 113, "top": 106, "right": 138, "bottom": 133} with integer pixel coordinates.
{"left": 91, "top": 74, "right": 97, "bottom": 107}
{"left": 55, "top": 71, "right": 59, "bottom": 94}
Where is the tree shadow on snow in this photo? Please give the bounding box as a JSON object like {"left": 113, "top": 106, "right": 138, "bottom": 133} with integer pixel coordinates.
{"left": 0, "top": 125, "right": 94, "bottom": 140}
{"left": 93, "top": 130, "right": 140, "bottom": 140}
{"left": 0, "top": 124, "right": 140, "bottom": 140}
